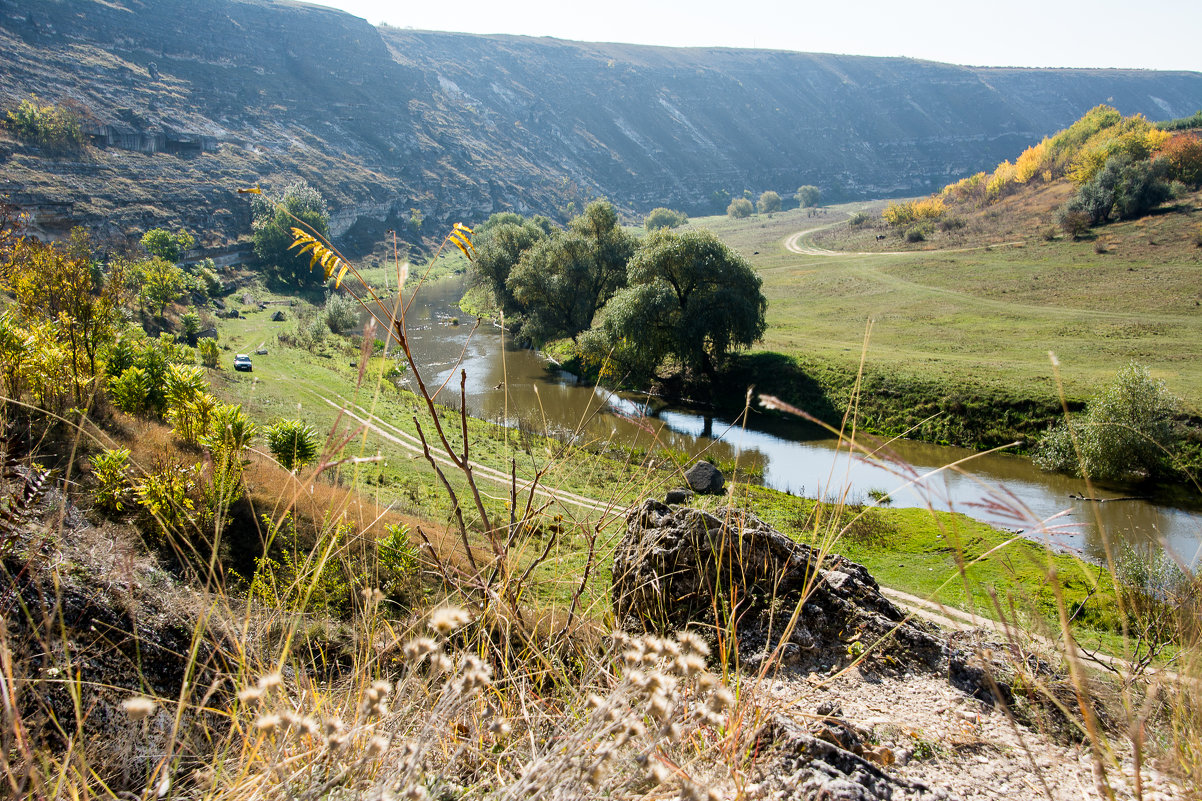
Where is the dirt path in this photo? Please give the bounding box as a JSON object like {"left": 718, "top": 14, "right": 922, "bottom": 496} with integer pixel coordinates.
{"left": 296, "top": 384, "right": 629, "bottom": 520}
{"left": 783, "top": 226, "right": 1025, "bottom": 257}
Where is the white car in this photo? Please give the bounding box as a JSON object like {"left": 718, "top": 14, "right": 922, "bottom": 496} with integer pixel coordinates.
{"left": 233, "top": 354, "right": 253, "bottom": 372}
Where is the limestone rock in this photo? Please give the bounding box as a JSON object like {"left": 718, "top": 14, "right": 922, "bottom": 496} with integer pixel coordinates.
{"left": 271, "top": 310, "right": 286, "bottom": 321}
{"left": 611, "top": 499, "right": 943, "bottom": 673}
{"left": 683, "top": 461, "right": 724, "bottom": 494}
{"left": 664, "top": 488, "right": 692, "bottom": 504}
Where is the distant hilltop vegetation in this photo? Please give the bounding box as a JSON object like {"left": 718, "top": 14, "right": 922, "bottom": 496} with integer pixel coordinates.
{"left": 1, "top": 0, "right": 1201, "bottom": 253}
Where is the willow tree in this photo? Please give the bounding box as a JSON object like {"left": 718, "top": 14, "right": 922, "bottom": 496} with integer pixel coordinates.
{"left": 597, "top": 229, "right": 766, "bottom": 377}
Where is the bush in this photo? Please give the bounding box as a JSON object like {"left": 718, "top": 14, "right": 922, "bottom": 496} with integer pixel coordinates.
{"left": 4, "top": 95, "right": 85, "bottom": 155}
{"left": 1034, "top": 362, "right": 1184, "bottom": 481}
{"left": 795, "top": 185, "right": 821, "bottom": 207}
{"left": 726, "top": 197, "right": 753, "bottom": 219}
{"left": 847, "top": 211, "right": 870, "bottom": 228}
{"left": 140, "top": 228, "right": 195, "bottom": 263}
{"left": 1058, "top": 208, "right": 1092, "bottom": 239}
{"left": 882, "top": 197, "right": 945, "bottom": 228}
{"left": 643, "top": 207, "right": 687, "bottom": 230}
{"left": 198, "top": 338, "right": 220, "bottom": 369}
{"left": 251, "top": 181, "right": 331, "bottom": 288}
{"left": 324, "top": 291, "right": 359, "bottom": 333}
{"left": 938, "top": 216, "right": 966, "bottom": 232}
{"left": 904, "top": 226, "right": 927, "bottom": 243}
{"left": 265, "top": 419, "right": 320, "bottom": 470}
{"left": 756, "top": 191, "right": 781, "bottom": 214}
{"left": 1159, "top": 133, "right": 1202, "bottom": 187}
{"left": 91, "top": 448, "right": 135, "bottom": 515}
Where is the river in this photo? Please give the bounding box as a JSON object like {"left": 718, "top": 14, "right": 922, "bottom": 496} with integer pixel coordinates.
{"left": 364, "top": 277, "right": 1202, "bottom": 565}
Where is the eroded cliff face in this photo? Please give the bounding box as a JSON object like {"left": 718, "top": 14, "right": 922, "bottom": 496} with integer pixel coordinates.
{"left": 2, "top": 0, "right": 1200, "bottom": 252}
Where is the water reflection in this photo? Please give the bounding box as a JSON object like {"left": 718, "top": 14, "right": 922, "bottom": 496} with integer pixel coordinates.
{"left": 365, "top": 278, "right": 1202, "bottom": 565}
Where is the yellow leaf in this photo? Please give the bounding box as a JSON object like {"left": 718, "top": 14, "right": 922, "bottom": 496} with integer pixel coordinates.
{"left": 336, "top": 263, "right": 349, "bottom": 287}
{"left": 237, "top": 186, "right": 262, "bottom": 194}
{"left": 453, "top": 222, "right": 474, "bottom": 234}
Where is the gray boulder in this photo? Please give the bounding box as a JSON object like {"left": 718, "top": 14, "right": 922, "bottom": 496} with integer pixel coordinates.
{"left": 664, "top": 488, "right": 693, "bottom": 505}
{"left": 683, "top": 460, "right": 724, "bottom": 494}
{"left": 271, "top": 310, "right": 286, "bottom": 321}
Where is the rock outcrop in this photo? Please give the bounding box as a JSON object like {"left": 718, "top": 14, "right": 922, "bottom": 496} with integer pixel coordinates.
{"left": 612, "top": 499, "right": 944, "bottom": 673}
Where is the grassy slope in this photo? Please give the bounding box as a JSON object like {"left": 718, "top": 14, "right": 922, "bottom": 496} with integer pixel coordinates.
{"left": 691, "top": 195, "right": 1202, "bottom": 429}
{"left": 203, "top": 283, "right": 1129, "bottom": 648}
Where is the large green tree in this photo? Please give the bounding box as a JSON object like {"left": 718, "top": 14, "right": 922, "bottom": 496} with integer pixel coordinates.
{"left": 471, "top": 213, "right": 554, "bottom": 316}
{"left": 507, "top": 201, "right": 636, "bottom": 344}
{"left": 795, "top": 185, "right": 822, "bottom": 207}
{"left": 251, "top": 181, "right": 330, "bottom": 288}
{"left": 597, "top": 229, "right": 766, "bottom": 377}
{"left": 140, "top": 227, "right": 195, "bottom": 263}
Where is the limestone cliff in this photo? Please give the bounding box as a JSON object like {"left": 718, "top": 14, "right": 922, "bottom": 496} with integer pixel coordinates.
{"left": 2, "top": 0, "right": 1200, "bottom": 253}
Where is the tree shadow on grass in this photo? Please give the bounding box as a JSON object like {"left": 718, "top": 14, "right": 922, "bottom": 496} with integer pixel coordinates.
{"left": 717, "top": 351, "right": 841, "bottom": 427}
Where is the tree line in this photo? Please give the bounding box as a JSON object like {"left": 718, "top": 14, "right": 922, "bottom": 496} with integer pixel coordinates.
{"left": 470, "top": 201, "right": 767, "bottom": 383}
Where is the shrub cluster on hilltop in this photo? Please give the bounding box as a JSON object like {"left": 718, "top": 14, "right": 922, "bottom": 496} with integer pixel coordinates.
{"left": 885, "top": 104, "right": 1202, "bottom": 238}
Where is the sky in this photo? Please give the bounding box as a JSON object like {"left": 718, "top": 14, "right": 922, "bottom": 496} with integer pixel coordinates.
{"left": 320, "top": 0, "right": 1201, "bottom": 72}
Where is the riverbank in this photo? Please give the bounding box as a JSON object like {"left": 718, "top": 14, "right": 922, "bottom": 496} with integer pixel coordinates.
{"left": 207, "top": 289, "right": 1165, "bottom": 656}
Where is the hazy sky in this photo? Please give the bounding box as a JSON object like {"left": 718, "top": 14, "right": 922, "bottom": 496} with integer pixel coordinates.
{"left": 321, "top": 0, "right": 1201, "bottom": 72}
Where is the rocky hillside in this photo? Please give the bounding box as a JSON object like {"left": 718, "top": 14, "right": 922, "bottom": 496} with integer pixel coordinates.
{"left": 2, "top": 0, "right": 1201, "bottom": 253}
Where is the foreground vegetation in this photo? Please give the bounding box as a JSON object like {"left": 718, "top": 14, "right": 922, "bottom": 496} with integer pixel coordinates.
{"left": 2, "top": 172, "right": 1201, "bottom": 798}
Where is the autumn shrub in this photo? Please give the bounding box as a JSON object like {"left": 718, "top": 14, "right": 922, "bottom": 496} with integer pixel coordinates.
{"left": 3, "top": 94, "right": 85, "bottom": 155}
{"left": 726, "top": 197, "right": 753, "bottom": 218}
{"left": 1159, "top": 132, "right": 1202, "bottom": 187}
{"left": 882, "top": 197, "right": 945, "bottom": 228}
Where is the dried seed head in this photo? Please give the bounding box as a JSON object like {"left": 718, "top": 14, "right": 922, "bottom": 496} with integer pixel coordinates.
{"left": 298, "top": 716, "right": 320, "bottom": 738}
{"left": 366, "top": 735, "right": 390, "bottom": 757}
{"left": 649, "top": 693, "right": 672, "bottom": 723}
{"left": 587, "top": 761, "right": 607, "bottom": 788}
{"left": 237, "top": 686, "right": 264, "bottom": 705}
{"left": 324, "top": 718, "right": 344, "bottom": 736}
{"left": 696, "top": 673, "right": 719, "bottom": 691}
{"left": 488, "top": 719, "right": 512, "bottom": 736}
{"left": 661, "top": 721, "right": 682, "bottom": 742}
{"left": 122, "top": 696, "right": 157, "bottom": 721}
{"left": 675, "top": 654, "right": 707, "bottom": 678}
{"left": 428, "top": 605, "right": 471, "bottom": 636}
{"left": 404, "top": 637, "right": 438, "bottom": 661}
{"left": 254, "top": 714, "right": 282, "bottom": 733}
{"left": 326, "top": 732, "right": 348, "bottom": 750}
{"left": 429, "top": 653, "right": 452, "bottom": 673}
{"left": 676, "top": 631, "right": 710, "bottom": 657}
{"left": 257, "top": 673, "right": 283, "bottom": 691}
{"left": 371, "top": 679, "right": 394, "bottom": 697}
{"left": 648, "top": 763, "right": 671, "bottom": 784}
{"left": 627, "top": 719, "right": 646, "bottom": 738}
{"left": 622, "top": 649, "right": 644, "bottom": 666}
{"left": 586, "top": 694, "right": 606, "bottom": 710}
{"left": 402, "top": 786, "right": 428, "bottom": 801}
{"left": 709, "top": 687, "right": 736, "bottom": 711}
{"left": 361, "top": 587, "right": 386, "bottom": 606}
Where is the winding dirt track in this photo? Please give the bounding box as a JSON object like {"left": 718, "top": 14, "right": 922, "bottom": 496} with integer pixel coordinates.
{"left": 783, "top": 226, "right": 1025, "bottom": 257}
{"left": 295, "top": 384, "right": 627, "bottom": 519}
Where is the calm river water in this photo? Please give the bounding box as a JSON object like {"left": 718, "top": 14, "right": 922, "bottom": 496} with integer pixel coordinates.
{"left": 366, "top": 278, "right": 1202, "bottom": 564}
